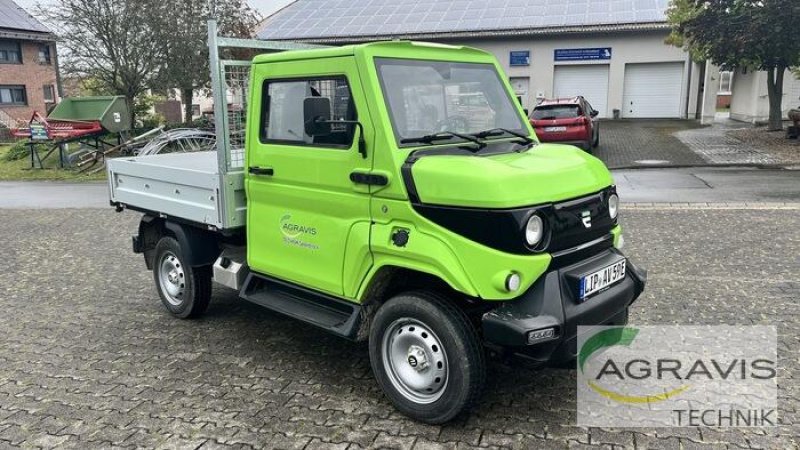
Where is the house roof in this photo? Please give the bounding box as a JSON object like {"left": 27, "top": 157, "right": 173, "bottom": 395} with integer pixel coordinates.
{"left": 0, "top": 0, "right": 51, "bottom": 35}
{"left": 257, "top": 0, "right": 671, "bottom": 42}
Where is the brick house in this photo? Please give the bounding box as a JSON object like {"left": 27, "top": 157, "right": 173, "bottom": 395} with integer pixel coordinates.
{"left": 0, "top": 0, "right": 60, "bottom": 130}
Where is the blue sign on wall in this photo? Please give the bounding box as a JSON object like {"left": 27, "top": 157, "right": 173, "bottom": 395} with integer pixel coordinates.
{"left": 510, "top": 50, "right": 530, "bottom": 66}
{"left": 554, "top": 48, "right": 612, "bottom": 62}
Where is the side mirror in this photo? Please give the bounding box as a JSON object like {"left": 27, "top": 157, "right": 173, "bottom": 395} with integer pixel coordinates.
{"left": 590, "top": 110, "right": 599, "bottom": 118}
{"left": 303, "top": 97, "right": 332, "bottom": 136}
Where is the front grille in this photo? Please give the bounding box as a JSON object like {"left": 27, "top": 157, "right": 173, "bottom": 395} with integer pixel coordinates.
{"left": 549, "top": 234, "right": 614, "bottom": 270}
{"left": 412, "top": 187, "right": 617, "bottom": 255}
{"left": 546, "top": 191, "right": 615, "bottom": 253}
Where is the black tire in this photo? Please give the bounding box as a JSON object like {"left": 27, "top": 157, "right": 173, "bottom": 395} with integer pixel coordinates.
{"left": 152, "top": 236, "right": 212, "bottom": 319}
{"left": 369, "top": 291, "right": 486, "bottom": 424}
{"left": 592, "top": 130, "right": 600, "bottom": 148}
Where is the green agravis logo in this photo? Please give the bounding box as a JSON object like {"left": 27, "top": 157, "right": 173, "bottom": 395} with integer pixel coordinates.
{"left": 579, "top": 327, "right": 690, "bottom": 404}
{"left": 280, "top": 214, "right": 317, "bottom": 239}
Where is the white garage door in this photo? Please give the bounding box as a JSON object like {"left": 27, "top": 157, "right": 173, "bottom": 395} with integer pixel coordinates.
{"left": 623, "top": 62, "right": 685, "bottom": 118}
{"left": 553, "top": 65, "right": 610, "bottom": 118}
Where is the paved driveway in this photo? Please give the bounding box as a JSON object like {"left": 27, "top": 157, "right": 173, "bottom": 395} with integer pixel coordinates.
{"left": 0, "top": 182, "right": 108, "bottom": 209}
{"left": 0, "top": 207, "right": 797, "bottom": 449}
{"left": 593, "top": 120, "right": 706, "bottom": 169}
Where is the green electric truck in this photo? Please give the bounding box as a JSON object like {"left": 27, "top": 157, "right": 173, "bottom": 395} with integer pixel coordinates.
{"left": 107, "top": 23, "right": 645, "bottom": 423}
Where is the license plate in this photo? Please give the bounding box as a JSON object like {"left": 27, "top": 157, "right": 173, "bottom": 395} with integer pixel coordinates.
{"left": 580, "top": 259, "right": 627, "bottom": 301}
{"left": 544, "top": 126, "right": 567, "bottom": 132}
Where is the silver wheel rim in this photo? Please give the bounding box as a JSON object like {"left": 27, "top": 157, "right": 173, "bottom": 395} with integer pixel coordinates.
{"left": 381, "top": 318, "right": 448, "bottom": 404}
{"left": 158, "top": 251, "right": 186, "bottom": 306}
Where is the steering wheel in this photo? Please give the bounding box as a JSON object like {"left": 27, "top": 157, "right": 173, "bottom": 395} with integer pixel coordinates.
{"left": 436, "top": 116, "right": 470, "bottom": 133}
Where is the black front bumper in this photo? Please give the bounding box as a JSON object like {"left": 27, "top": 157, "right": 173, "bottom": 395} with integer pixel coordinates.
{"left": 482, "top": 248, "right": 646, "bottom": 364}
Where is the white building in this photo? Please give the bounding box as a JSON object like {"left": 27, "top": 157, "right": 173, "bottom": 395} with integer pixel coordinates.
{"left": 256, "top": 0, "right": 717, "bottom": 121}
{"left": 729, "top": 68, "right": 800, "bottom": 124}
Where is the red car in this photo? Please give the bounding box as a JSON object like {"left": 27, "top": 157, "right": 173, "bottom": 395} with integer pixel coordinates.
{"left": 529, "top": 96, "right": 600, "bottom": 152}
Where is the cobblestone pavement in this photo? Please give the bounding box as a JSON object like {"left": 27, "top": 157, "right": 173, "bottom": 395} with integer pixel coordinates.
{"left": 1, "top": 207, "right": 798, "bottom": 449}
{"left": 593, "top": 120, "right": 706, "bottom": 169}
{"left": 674, "top": 119, "right": 779, "bottom": 166}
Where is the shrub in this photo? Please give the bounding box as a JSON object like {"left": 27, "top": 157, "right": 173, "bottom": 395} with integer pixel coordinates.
{"left": 2, "top": 140, "right": 49, "bottom": 162}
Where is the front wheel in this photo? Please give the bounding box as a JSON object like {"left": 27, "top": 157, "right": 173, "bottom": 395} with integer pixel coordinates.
{"left": 369, "top": 292, "right": 486, "bottom": 424}
{"left": 153, "top": 236, "right": 212, "bottom": 319}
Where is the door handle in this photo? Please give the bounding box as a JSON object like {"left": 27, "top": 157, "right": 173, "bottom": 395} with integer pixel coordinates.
{"left": 350, "top": 171, "right": 388, "bottom": 186}
{"left": 249, "top": 166, "right": 274, "bottom": 176}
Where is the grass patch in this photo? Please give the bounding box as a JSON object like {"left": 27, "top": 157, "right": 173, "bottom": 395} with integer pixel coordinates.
{"left": 0, "top": 143, "right": 107, "bottom": 182}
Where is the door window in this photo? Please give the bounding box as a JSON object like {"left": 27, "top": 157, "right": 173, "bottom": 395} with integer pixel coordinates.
{"left": 260, "top": 77, "right": 356, "bottom": 148}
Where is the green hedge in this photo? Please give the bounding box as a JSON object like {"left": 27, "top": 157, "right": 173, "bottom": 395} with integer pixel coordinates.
{"left": 2, "top": 141, "right": 49, "bottom": 162}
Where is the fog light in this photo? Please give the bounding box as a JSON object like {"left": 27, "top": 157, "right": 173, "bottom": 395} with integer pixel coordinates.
{"left": 505, "top": 273, "right": 521, "bottom": 292}
{"left": 608, "top": 194, "right": 619, "bottom": 220}
{"left": 528, "top": 327, "right": 556, "bottom": 345}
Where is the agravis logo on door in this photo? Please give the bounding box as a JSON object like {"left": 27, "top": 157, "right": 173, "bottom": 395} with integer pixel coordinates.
{"left": 279, "top": 214, "right": 319, "bottom": 250}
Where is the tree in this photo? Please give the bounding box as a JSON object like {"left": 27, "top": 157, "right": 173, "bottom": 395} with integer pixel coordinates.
{"left": 43, "top": 0, "right": 168, "bottom": 128}
{"left": 153, "top": 0, "right": 261, "bottom": 124}
{"left": 667, "top": 0, "right": 800, "bottom": 130}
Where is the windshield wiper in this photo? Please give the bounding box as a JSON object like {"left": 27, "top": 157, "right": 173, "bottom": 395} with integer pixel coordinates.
{"left": 401, "top": 131, "right": 485, "bottom": 151}
{"left": 471, "top": 128, "right": 534, "bottom": 145}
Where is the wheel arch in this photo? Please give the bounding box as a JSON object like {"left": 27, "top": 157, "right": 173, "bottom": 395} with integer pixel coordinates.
{"left": 361, "top": 266, "right": 460, "bottom": 304}
{"left": 353, "top": 264, "right": 487, "bottom": 342}
{"left": 136, "top": 215, "right": 221, "bottom": 269}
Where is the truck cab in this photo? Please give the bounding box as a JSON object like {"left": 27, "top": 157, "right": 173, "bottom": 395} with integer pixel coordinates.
{"left": 112, "top": 39, "right": 645, "bottom": 424}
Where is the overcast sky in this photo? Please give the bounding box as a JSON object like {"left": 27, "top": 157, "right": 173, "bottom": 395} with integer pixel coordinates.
{"left": 13, "top": 0, "right": 295, "bottom": 21}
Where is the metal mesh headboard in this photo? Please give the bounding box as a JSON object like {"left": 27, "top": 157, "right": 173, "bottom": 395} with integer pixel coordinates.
{"left": 208, "top": 21, "right": 328, "bottom": 174}
{"left": 220, "top": 63, "right": 250, "bottom": 170}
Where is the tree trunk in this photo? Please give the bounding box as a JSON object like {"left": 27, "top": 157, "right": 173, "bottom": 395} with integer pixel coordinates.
{"left": 125, "top": 95, "right": 137, "bottom": 131}
{"left": 765, "top": 66, "right": 785, "bottom": 131}
{"left": 181, "top": 88, "right": 194, "bottom": 124}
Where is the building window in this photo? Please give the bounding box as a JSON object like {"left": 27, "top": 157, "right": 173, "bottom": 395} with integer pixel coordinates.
{"left": 0, "top": 86, "right": 27, "bottom": 105}
{"left": 38, "top": 44, "right": 51, "bottom": 64}
{"left": 0, "top": 40, "right": 22, "bottom": 64}
{"left": 191, "top": 104, "right": 200, "bottom": 117}
{"left": 43, "top": 85, "right": 55, "bottom": 103}
{"left": 718, "top": 71, "right": 733, "bottom": 95}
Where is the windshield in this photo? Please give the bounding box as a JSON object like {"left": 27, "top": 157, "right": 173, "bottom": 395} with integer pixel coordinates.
{"left": 375, "top": 58, "right": 526, "bottom": 145}
{"left": 531, "top": 105, "right": 582, "bottom": 120}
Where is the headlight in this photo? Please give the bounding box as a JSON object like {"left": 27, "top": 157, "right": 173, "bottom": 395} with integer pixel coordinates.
{"left": 525, "top": 214, "right": 544, "bottom": 247}
{"left": 608, "top": 194, "right": 619, "bottom": 220}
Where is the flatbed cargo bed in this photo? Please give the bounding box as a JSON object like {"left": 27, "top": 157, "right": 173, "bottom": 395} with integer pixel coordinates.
{"left": 107, "top": 151, "right": 245, "bottom": 230}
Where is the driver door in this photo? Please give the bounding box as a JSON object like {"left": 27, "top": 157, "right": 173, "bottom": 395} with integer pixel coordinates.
{"left": 246, "top": 57, "right": 374, "bottom": 297}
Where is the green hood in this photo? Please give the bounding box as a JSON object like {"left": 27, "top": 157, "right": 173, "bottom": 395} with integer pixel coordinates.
{"left": 410, "top": 144, "right": 614, "bottom": 208}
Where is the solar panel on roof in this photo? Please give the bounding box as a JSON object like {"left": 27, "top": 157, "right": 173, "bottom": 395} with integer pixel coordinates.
{"left": 0, "top": 0, "right": 51, "bottom": 34}
{"left": 257, "top": 0, "right": 670, "bottom": 40}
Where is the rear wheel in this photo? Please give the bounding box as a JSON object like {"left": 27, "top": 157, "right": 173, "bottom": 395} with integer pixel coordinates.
{"left": 369, "top": 291, "right": 486, "bottom": 424}
{"left": 153, "top": 236, "right": 211, "bottom": 319}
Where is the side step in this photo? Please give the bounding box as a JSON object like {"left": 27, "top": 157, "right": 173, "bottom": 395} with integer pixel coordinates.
{"left": 239, "top": 273, "right": 362, "bottom": 340}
